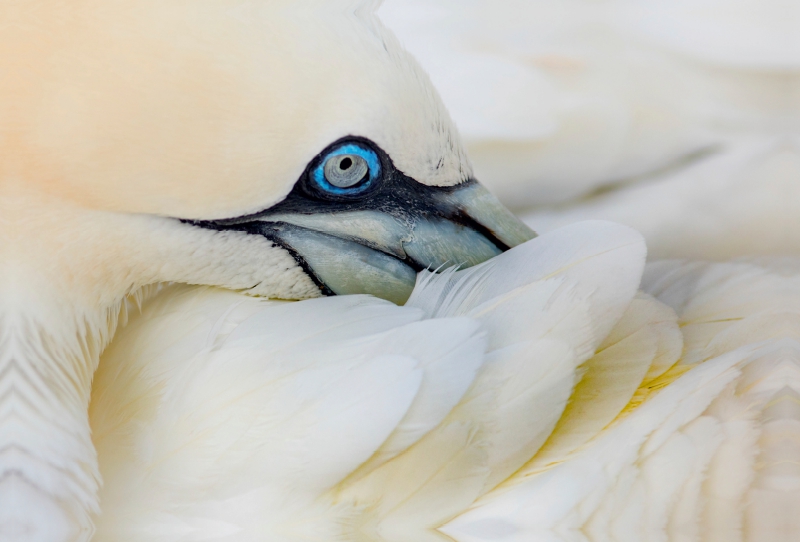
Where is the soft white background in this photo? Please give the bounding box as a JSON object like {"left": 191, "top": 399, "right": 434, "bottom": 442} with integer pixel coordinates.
{"left": 379, "top": 0, "right": 800, "bottom": 260}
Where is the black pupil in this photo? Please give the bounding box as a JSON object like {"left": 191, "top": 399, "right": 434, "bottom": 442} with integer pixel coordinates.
{"left": 340, "top": 157, "right": 353, "bottom": 171}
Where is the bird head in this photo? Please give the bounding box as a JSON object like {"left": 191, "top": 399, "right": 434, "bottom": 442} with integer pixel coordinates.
{"left": 1, "top": 0, "right": 533, "bottom": 537}
{"left": 6, "top": 0, "right": 533, "bottom": 306}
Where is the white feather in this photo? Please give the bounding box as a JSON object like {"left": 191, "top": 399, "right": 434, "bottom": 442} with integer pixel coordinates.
{"left": 92, "top": 289, "right": 484, "bottom": 540}
{"left": 520, "top": 293, "right": 682, "bottom": 477}
{"left": 90, "top": 222, "right": 648, "bottom": 541}
{"left": 442, "top": 346, "right": 754, "bottom": 542}
{"left": 86, "top": 232, "right": 800, "bottom": 542}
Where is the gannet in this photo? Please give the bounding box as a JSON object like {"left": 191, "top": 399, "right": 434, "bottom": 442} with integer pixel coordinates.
{"left": 0, "top": 1, "right": 533, "bottom": 538}
{"left": 4, "top": 2, "right": 795, "bottom": 542}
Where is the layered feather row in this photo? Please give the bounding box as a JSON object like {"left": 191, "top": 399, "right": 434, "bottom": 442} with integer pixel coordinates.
{"left": 89, "top": 222, "right": 797, "bottom": 542}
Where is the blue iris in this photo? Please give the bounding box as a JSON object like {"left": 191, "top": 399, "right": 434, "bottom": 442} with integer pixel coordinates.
{"left": 312, "top": 143, "right": 381, "bottom": 195}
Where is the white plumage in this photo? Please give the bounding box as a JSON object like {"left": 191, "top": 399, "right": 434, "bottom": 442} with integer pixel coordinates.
{"left": 89, "top": 221, "right": 645, "bottom": 540}
{"left": 3, "top": 2, "right": 523, "bottom": 536}
{"left": 525, "top": 139, "right": 800, "bottom": 260}
{"left": 87, "top": 222, "right": 799, "bottom": 541}
{"left": 3, "top": 1, "right": 797, "bottom": 541}
{"left": 381, "top": 0, "right": 799, "bottom": 260}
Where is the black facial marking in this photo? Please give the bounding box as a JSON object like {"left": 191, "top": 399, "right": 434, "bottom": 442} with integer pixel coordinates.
{"left": 183, "top": 136, "right": 511, "bottom": 290}
{"left": 243, "top": 223, "right": 335, "bottom": 297}
{"left": 200, "top": 136, "right": 495, "bottom": 240}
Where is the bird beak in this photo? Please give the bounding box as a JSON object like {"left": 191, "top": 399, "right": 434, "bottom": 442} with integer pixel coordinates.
{"left": 193, "top": 180, "right": 535, "bottom": 305}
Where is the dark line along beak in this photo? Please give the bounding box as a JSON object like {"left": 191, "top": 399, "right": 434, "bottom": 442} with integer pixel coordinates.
{"left": 190, "top": 133, "right": 536, "bottom": 305}
{"left": 192, "top": 179, "right": 535, "bottom": 305}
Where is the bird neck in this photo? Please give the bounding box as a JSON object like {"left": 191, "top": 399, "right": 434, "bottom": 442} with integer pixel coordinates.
{"left": 0, "top": 187, "right": 173, "bottom": 540}
{"left": 0, "top": 180, "right": 316, "bottom": 540}
{"left": 0, "top": 275, "right": 123, "bottom": 542}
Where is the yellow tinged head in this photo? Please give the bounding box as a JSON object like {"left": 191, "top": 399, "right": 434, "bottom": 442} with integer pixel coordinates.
{"left": 0, "top": 0, "right": 470, "bottom": 219}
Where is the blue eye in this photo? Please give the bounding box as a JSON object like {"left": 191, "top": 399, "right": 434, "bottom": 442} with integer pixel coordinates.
{"left": 313, "top": 144, "right": 381, "bottom": 195}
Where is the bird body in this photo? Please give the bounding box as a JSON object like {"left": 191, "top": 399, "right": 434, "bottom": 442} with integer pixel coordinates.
{"left": 87, "top": 222, "right": 799, "bottom": 542}
{"left": 89, "top": 221, "right": 646, "bottom": 541}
